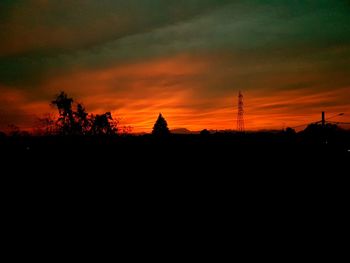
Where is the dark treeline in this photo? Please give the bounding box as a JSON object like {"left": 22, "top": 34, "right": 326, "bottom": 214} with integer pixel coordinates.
{"left": 2, "top": 92, "right": 167, "bottom": 137}
{"left": 0, "top": 92, "right": 350, "bottom": 158}
{"left": 43, "top": 91, "right": 119, "bottom": 136}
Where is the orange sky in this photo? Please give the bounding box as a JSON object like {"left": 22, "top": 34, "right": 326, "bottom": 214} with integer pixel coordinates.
{"left": 1, "top": 1, "right": 350, "bottom": 133}
{"left": 1, "top": 54, "right": 349, "bottom": 133}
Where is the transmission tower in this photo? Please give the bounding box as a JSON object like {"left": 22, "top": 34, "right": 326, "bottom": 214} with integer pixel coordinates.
{"left": 237, "top": 91, "right": 245, "bottom": 132}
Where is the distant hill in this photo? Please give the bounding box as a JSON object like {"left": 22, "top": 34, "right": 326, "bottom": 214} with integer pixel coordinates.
{"left": 133, "top": 128, "right": 195, "bottom": 135}
{"left": 170, "top": 128, "right": 200, "bottom": 134}
{"left": 171, "top": 128, "right": 238, "bottom": 134}
{"left": 170, "top": 128, "right": 192, "bottom": 134}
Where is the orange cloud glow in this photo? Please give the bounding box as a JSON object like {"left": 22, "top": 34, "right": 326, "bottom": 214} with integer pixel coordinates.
{"left": 1, "top": 54, "right": 350, "bottom": 133}
{"left": 0, "top": 86, "right": 49, "bottom": 132}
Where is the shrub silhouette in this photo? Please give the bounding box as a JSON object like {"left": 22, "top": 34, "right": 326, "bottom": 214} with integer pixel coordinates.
{"left": 152, "top": 113, "right": 170, "bottom": 136}
{"left": 200, "top": 129, "right": 210, "bottom": 136}
{"left": 284, "top": 127, "right": 296, "bottom": 136}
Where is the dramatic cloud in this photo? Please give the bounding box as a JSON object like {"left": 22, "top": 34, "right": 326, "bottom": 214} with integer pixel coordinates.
{"left": 0, "top": 0, "right": 349, "bottom": 132}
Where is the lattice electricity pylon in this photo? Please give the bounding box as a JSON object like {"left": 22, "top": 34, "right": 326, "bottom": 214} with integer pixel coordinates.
{"left": 237, "top": 91, "right": 245, "bottom": 132}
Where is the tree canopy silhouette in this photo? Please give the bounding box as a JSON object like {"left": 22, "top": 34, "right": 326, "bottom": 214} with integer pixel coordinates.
{"left": 50, "top": 91, "right": 119, "bottom": 136}
{"left": 152, "top": 113, "right": 170, "bottom": 136}
{"left": 75, "top": 103, "right": 89, "bottom": 135}
{"left": 92, "top": 112, "right": 117, "bottom": 135}
{"left": 52, "top": 92, "right": 75, "bottom": 135}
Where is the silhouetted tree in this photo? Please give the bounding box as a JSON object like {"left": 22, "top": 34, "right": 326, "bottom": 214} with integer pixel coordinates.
{"left": 301, "top": 122, "right": 343, "bottom": 144}
{"left": 152, "top": 113, "right": 170, "bottom": 136}
{"left": 303, "top": 123, "right": 340, "bottom": 136}
{"left": 48, "top": 92, "right": 124, "bottom": 136}
{"left": 120, "top": 125, "right": 133, "bottom": 135}
{"left": 37, "top": 113, "right": 57, "bottom": 135}
{"left": 91, "top": 112, "right": 117, "bottom": 135}
{"left": 51, "top": 92, "right": 75, "bottom": 135}
{"left": 75, "top": 103, "right": 90, "bottom": 135}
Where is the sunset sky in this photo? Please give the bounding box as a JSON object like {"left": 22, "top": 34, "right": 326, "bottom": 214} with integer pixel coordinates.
{"left": 1, "top": 0, "right": 350, "bottom": 133}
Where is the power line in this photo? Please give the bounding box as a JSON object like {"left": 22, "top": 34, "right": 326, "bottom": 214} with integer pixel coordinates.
{"left": 290, "top": 112, "right": 347, "bottom": 129}
{"left": 326, "top": 113, "right": 344, "bottom": 120}
{"left": 328, "top": 121, "right": 350, "bottom": 125}
{"left": 290, "top": 121, "right": 320, "bottom": 129}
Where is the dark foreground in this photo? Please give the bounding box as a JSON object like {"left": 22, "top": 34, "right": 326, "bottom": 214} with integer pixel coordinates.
{"left": 1, "top": 133, "right": 348, "bottom": 224}
{"left": 1, "top": 133, "right": 349, "bottom": 171}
